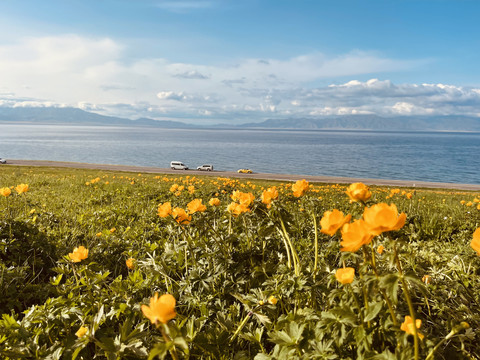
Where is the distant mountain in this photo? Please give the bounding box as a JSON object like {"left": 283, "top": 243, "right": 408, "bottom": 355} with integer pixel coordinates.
{"left": 238, "top": 115, "right": 480, "bottom": 131}
{"left": 1, "top": 106, "right": 480, "bottom": 131}
{"left": 0, "top": 107, "right": 195, "bottom": 128}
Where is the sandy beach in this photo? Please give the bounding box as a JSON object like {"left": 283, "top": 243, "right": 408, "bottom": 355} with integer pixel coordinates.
{"left": 4, "top": 159, "right": 480, "bottom": 191}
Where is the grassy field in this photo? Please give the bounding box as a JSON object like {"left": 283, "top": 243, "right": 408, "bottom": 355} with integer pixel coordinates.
{"left": 0, "top": 166, "right": 479, "bottom": 359}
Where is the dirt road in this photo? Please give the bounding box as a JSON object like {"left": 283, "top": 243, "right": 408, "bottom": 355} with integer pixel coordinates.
{"left": 4, "top": 159, "right": 480, "bottom": 191}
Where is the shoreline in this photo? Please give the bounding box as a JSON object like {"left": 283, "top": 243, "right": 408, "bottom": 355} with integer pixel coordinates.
{"left": 4, "top": 159, "right": 480, "bottom": 191}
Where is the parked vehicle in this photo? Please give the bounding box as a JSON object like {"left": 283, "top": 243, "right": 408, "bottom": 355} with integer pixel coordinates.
{"left": 0, "top": 158, "right": 6, "bottom": 164}
{"left": 237, "top": 169, "right": 252, "bottom": 174}
{"left": 197, "top": 164, "right": 213, "bottom": 171}
{"left": 170, "top": 161, "right": 188, "bottom": 170}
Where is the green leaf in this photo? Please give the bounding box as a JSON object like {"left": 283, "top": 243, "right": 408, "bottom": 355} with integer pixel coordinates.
{"left": 364, "top": 301, "right": 383, "bottom": 322}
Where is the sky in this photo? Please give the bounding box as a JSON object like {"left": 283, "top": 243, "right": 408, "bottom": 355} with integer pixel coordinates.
{"left": 1, "top": 0, "right": 480, "bottom": 124}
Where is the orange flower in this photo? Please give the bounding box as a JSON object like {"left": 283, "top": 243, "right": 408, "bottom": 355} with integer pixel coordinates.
{"left": 172, "top": 207, "right": 191, "bottom": 225}
{"left": 345, "top": 182, "right": 371, "bottom": 202}
{"left": 187, "top": 199, "right": 207, "bottom": 214}
{"left": 157, "top": 202, "right": 172, "bottom": 218}
{"left": 15, "top": 183, "right": 29, "bottom": 194}
{"left": 292, "top": 179, "right": 309, "bottom": 197}
{"left": 268, "top": 295, "right": 278, "bottom": 305}
{"left": 400, "top": 316, "right": 424, "bottom": 340}
{"left": 335, "top": 267, "right": 355, "bottom": 284}
{"left": 422, "top": 275, "right": 431, "bottom": 284}
{"left": 377, "top": 245, "right": 385, "bottom": 254}
{"left": 320, "top": 209, "right": 351, "bottom": 236}
{"left": 75, "top": 326, "right": 88, "bottom": 338}
{"left": 141, "top": 293, "right": 176, "bottom": 324}
{"left": 0, "top": 187, "right": 11, "bottom": 197}
{"left": 363, "top": 203, "right": 406, "bottom": 236}
{"left": 231, "top": 191, "right": 254, "bottom": 206}
{"left": 209, "top": 197, "right": 221, "bottom": 206}
{"left": 261, "top": 186, "right": 279, "bottom": 205}
{"left": 340, "top": 219, "right": 374, "bottom": 252}
{"left": 126, "top": 258, "right": 135, "bottom": 270}
{"left": 471, "top": 228, "right": 480, "bottom": 255}
{"left": 227, "top": 202, "right": 250, "bottom": 216}
{"left": 68, "top": 246, "right": 89, "bottom": 262}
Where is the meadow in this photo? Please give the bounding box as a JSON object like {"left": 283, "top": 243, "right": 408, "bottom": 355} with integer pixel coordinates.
{"left": 0, "top": 166, "right": 479, "bottom": 359}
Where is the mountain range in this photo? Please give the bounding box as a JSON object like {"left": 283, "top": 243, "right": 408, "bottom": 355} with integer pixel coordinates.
{"left": 1, "top": 106, "right": 480, "bottom": 132}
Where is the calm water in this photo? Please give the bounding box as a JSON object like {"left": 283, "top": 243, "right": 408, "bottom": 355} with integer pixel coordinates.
{"left": 1, "top": 124, "right": 479, "bottom": 184}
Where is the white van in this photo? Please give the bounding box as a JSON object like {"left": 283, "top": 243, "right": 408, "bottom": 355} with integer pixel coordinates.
{"left": 170, "top": 161, "right": 189, "bottom": 170}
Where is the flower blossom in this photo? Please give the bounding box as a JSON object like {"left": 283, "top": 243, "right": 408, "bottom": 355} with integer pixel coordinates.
{"left": 68, "top": 246, "right": 89, "bottom": 262}
{"left": 172, "top": 207, "right": 191, "bottom": 225}
{"left": 346, "top": 182, "right": 371, "bottom": 202}
{"left": 340, "top": 219, "right": 374, "bottom": 252}
{"left": 157, "top": 202, "right": 172, "bottom": 218}
{"left": 0, "top": 187, "right": 11, "bottom": 197}
{"left": 363, "top": 203, "right": 406, "bottom": 236}
{"left": 15, "top": 183, "right": 29, "bottom": 194}
{"left": 471, "top": 228, "right": 480, "bottom": 255}
{"left": 141, "top": 293, "right": 177, "bottom": 325}
{"left": 400, "top": 316, "right": 424, "bottom": 340}
{"left": 335, "top": 267, "right": 355, "bottom": 285}
{"left": 292, "top": 179, "right": 309, "bottom": 197}
{"left": 320, "top": 209, "right": 351, "bottom": 236}
{"left": 187, "top": 198, "right": 207, "bottom": 214}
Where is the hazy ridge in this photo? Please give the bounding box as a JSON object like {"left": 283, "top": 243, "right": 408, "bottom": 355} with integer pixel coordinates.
{"left": 1, "top": 107, "right": 480, "bottom": 132}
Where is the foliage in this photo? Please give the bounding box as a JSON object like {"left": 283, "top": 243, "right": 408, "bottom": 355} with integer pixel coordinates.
{"left": 0, "top": 166, "right": 479, "bottom": 359}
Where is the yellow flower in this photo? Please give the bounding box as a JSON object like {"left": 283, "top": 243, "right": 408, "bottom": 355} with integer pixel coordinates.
{"left": 377, "top": 245, "right": 385, "bottom": 254}
{"left": 96, "top": 232, "right": 102, "bottom": 237}
{"left": 363, "top": 203, "right": 406, "bottom": 236}
{"left": 75, "top": 326, "right": 88, "bottom": 338}
{"left": 405, "top": 192, "right": 413, "bottom": 199}
{"left": 141, "top": 293, "right": 176, "bottom": 324}
{"left": 0, "top": 187, "right": 11, "bottom": 197}
{"left": 471, "top": 228, "right": 480, "bottom": 255}
{"left": 400, "top": 316, "right": 424, "bottom": 340}
{"left": 231, "top": 190, "right": 254, "bottom": 206}
{"left": 261, "top": 186, "right": 279, "bottom": 205}
{"left": 157, "top": 202, "right": 172, "bottom": 218}
{"left": 209, "top": 198, "right": 221, "bottom": 206}
{"left": 340, "top": 219, "right": 374, "bottom": 252}
{"left": 345, "top": 182, "right": 371, "bottom": 202}
{"left": 187, "top": 199, "right": 207, "bottom": 214}
{"left": 110, "top": 227, "right": 116, "bottom": 233}
{"left": 320, "top": 209, "right": 351, "bottom": 236}
{"left": 422, "top": 275, "right": 431, "bottom": 284}
{"left": 15, "top": 183, "right": 29, "bottom": 194}
{"left": 172, "top": 207, "right": 191, "bottom": 225}
{"left": 227, "top": 202, "right": 250, "bottom": 216}
{"left": 68, "top": 246, "right": 89, "bottom": 262}
{"left": 126, "top": 258, "right": 135, "bottom": 270}
{"left": 268, "top": 295, "right": 278, "bottom": 305}
{"left": 335, "top": 267, "right": 355, "bottom": 284}
{"left": 466, "top": 201, "right": 473, "bottom": 207}
{"left": 292, "top": 179, "right": 309, "bottom": 197}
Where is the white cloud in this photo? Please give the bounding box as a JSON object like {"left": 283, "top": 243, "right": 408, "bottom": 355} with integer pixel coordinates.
{"left": 1, "top": 34, "right": 480, "bottom": 123}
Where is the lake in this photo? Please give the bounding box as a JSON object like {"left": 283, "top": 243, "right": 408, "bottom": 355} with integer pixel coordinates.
{"left": 1, "top": 124, "right": 480, "bottom": 184}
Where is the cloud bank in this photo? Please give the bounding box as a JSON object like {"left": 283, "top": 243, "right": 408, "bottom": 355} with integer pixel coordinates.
{"left": 1, "top": 34, "right": 479, "bottom": 123}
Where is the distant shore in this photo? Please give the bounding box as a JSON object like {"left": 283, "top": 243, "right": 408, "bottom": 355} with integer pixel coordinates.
{"left": 4, "top": 159, "right": 480, "bottom": 191}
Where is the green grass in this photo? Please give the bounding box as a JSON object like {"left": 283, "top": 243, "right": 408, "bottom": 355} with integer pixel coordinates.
{"left": 0, "top": 166, "right": 479, "bottom": 359}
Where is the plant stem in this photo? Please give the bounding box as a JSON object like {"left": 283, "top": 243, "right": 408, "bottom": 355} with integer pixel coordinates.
{"left": 160, "top": 326, "right": 179, "bottom": 360}
{"left": 394, "top": 243, "right": 419, "bottom": 360}
{"left": 368, "top": 245, "right": 398, "bottom": 326}
{"left": 312, "top": 213, "right": 318, "bottom": 280}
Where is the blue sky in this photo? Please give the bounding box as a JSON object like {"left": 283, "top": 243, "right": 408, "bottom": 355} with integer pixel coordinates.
{"left": 1, "top": 0, "right": 479, "bottom": 124}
